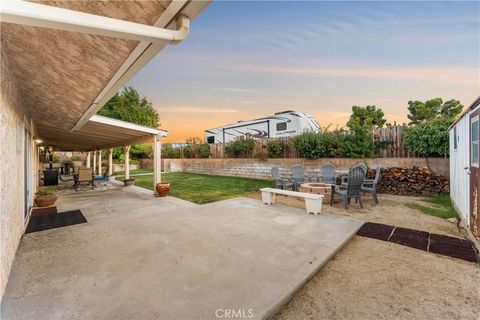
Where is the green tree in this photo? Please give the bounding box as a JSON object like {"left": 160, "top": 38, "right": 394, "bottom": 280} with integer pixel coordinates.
{"left": 97, "top": 87, "right": 159, "bottom": 159}
{"left": 407, "top": 98, "right": 463, "bottom": 125}
{"left": 404, "top": 117, "right": 453, "bottom": 171}
{"left": 346, "top": 105, "right": 386, "bottom": 131}
{"left": 97, "top": 87, "right": 159, "bottom": 128}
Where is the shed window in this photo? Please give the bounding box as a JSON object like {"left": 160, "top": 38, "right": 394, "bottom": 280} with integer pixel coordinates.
{"left": 207, "top": 136, "right": 215, "bottom": 144}
{"left": 472, "top": 117, "right": 479, "bottom": 166}
{"left": 453, "top": 126, "right": 457, "bottom": 150}
{"left": 276, "top": 122, "right": 287, "bottom": 131}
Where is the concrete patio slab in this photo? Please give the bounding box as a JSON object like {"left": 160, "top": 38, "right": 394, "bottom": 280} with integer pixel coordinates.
{"left": 1, "top": 190, "right": 362, "bottom": 320}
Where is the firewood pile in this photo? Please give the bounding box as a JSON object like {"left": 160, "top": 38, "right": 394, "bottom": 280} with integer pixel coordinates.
{"left": 372, "top": 166, "right": 449, "bottom": 196}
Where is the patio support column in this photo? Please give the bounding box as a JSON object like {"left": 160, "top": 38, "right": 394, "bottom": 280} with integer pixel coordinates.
{"left": 153, "top": 134, "right": 161, "bottom": 195}
{"left": 124, "top": 145, "right": 131, "bottom": 180}
{"left": 93, "top": 150, "right": 97, "bottom": 174}
{"left": 108, "top": 148, "right": 113, "bottom": 176}
{"left": 98, "top": 150, "right": 102, "bottom": 175}
{"left": 86, "top": 152, "right": 91, "bottom": 168}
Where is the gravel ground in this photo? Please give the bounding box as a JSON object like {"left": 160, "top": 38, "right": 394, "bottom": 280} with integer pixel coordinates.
{"left": 247, "top": 192, "right": 480, "bottom": 320}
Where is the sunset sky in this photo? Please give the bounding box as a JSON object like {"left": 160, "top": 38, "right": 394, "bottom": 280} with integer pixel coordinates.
{"left": 127, "top": 1, "right": 480, "bottom": 143}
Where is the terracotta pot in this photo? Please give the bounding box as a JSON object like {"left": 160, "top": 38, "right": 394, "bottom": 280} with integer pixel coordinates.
{"left": 124, "top": 178, "right": 135, "bottom": 187}
{"left": 155, "top": 182, "right": 170, "bottom": 197}
{"left": 34, "top": 195, "right": 57, "bottom": 207}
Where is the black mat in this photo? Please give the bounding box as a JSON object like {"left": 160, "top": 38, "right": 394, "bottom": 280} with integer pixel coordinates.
{"left": 26, "top": 210, "right": 87, "bottom": 234}
{"left": 388, "top": 227, "right": 430, "bottom": 251}
{"left": 357, "top": 222, "right": 478, "bottom": 263}
{"left": 429, "top": 234, "right": 478, "bottom": 263}
{"left": 357, "top": 222, "right": 394, "bottom": 241}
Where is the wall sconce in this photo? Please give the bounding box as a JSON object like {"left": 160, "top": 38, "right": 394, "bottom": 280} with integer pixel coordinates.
{"left": 34, "top": 138, "right": 43, "bottom": 144}
{"left": 48, "top": 146, "right": 54, "bottom": 153}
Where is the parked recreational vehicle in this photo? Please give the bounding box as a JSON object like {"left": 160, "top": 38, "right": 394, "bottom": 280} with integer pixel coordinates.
{"left": 204, "top": 111, "right": 321, "bottom": 144}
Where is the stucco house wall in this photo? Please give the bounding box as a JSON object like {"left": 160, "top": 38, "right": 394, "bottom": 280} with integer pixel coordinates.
{"left": 0, "top": 46, "right": 35, "bottom": 299}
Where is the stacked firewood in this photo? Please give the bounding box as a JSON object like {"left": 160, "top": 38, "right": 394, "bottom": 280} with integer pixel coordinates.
{"left": 372, "top": 166, "right": 449, "bottom": 196}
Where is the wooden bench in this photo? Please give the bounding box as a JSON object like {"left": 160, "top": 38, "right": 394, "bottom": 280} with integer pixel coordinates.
{"left": 260, "top": 188, "right": 324, "bottom": 215}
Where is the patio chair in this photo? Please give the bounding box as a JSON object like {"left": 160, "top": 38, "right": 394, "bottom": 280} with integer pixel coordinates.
{"left": 291, "top": 165, "right": 306, "bottom": 191}
{"left": 271, "top": 167, "right": 293, "bottom": 190}
{"left": 75, "top": 168, "right": 95, "bottom": 190}
{"left": 361, "top": 166, "right": 381, "bottom": 205}
{"left": 318, "top": 163, "right": 336, "bottom": 184}
{"left": 341, "top": 162, "right": 367, "bottom": 186}
{"left": 330, "top": 166, "right": 365, "bottom": 209}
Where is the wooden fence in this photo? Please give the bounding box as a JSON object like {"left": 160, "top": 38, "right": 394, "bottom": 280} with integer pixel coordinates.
{"left": 176, "top": 125, "right": 417, "bottom": 159}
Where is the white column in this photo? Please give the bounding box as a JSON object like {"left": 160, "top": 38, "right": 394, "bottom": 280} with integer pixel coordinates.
{"left": 108, "top": 148, "right": 113, "bottom": 176}
{"left": 86, "top": 152, "right": 91, "bottom": 168}
{"left": 93, "top": 150, "right": 97, "bottom": 174}
{"left": 98, "top": 149, "right": 102, "bottom": 175}
{"left": 153, "top": 134, "right": 162, "bottom": 195}
{"left": 124, "top": 145, "right": 131, "bottom": 180}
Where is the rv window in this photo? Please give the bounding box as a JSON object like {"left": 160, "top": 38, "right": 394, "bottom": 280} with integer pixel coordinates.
{"left": 276, "top": 122, "right": 287, "bottom": 131}
{"left": 472, "top": 118, "right": 479, "bottom": 166}
{"left": 207, "top": 136, "right": 215, "bottom": 144}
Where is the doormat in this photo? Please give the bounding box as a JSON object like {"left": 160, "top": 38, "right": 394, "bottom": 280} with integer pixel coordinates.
{"left": 357, "top": 222, "right": 478, "bottom": 263}
{"left": 26, "top": 210, "right": 87, "bottom": 234}
{"left": 31, "top": 206, "right": 57, "bottom": 216}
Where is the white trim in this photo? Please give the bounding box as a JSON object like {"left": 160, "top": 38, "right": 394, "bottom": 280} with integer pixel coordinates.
{"left": 89, "top": 115, "right": 168, "bottom": 136}
{"left": 0, "top": 1, "right": 190, "bottom": 44}
{"left": 471, "top": 115, "right": 479, "bottom": 168}
{"left": 71, "top": 0, "right": 212, "bottom": 131}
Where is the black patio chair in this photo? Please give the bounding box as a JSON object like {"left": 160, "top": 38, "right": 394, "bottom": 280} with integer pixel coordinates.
{"left": 361, "top": 166, "right": 381, "bottom": 205}
{"left": 271, "top": 167, "right": 293, "bottom": 190}
{"left": 291, "top": 165, "right": 306, "bottom": 191}
{"left": 318, "top": 163, "right": 336, "bottom": 184}
{"left": 341, "top": 162, "right": 367, "bottom": 186}
{"left": 331, "top": 166, "right": 365, "bottom": 209}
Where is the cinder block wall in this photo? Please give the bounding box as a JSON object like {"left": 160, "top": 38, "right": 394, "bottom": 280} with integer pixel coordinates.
{"left": 160, "top": 157, "right": 449, "bottom": 180}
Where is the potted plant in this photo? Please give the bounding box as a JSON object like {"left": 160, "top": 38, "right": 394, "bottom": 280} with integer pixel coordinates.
{"left": 63, "top": 159, "right": 73, "bottom": 175}
{"left": 124, "top": 178, "right": 135, "bottom": 186}
{"left": 34, "top": 188, "right": 57, "bottom": 207}
{"left": 71, "top": 156, "right": 83, "bottom": 168}
{"left": 155, "top": 182, "right": 170, "bottom": 197}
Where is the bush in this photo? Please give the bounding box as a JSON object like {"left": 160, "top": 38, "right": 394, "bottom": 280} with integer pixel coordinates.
{"left": 225, "top": 138, "right": 255, "bottom": 158}
{"left": 267, "top": 140, "right": 285, "bottom": 158}
{"left": 183, "top": 145, "right": 194, "bottom": 158}
{"left": 36, "top": 188, "right": 55, "bottom": 196}
{"left": 254, "top": 151, "right": 268, "bottom": 162}
{"left": 343, "top": 131, "right": 374, "bottom": 158}
{"left": 71, "top": 156, "right": 81, "bottom": 161}
{"left": 198, "top": 144, "right": 211, "bottom": 158}
{"left": 404, "top": 117, "right": 453, "bottom": 157}
{"left": 293, "top": 130, "right": 348, "bottom": 159}
{"left": 162, "top": 144, "right": 181, "bottom": 159}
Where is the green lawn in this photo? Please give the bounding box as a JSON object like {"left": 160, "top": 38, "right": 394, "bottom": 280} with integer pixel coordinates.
{"left": 405, "top": 195, "right": 458, "bottom": 219}
{"left": 117, "top": 171, "right": 273, "bottom": 204}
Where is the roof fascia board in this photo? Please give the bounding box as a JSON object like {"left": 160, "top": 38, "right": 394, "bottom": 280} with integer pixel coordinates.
{"left": 89, "top": 115, "right": 167, "bottom": 136}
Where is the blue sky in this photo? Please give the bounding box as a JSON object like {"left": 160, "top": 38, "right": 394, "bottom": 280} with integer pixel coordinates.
{"left": 128, "top": 1, "right": 480, "bottom": 142}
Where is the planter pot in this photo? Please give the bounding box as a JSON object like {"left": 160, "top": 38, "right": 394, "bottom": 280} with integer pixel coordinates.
{"left": 34, "top": 195, "right": 57, "bottom": 207}
{"left": 107, "top": 176, "right": 116, "bottom": 183}
{"left": 124, "top": 178, "right": 135, "bottom": 187}
{"left": 155, "top": 182, "right": 170, "bottom": 197}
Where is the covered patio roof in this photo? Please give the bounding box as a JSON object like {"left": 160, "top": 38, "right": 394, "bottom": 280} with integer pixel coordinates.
{"left": 36, "top": 115, "right": 167, "bottom": 151}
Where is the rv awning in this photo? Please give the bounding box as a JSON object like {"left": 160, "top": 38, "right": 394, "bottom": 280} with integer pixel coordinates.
{"left": 36, "top": 115, "right": 167, "bottom": 151}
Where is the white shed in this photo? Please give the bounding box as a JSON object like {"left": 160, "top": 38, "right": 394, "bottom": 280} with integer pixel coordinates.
{"left": 449, "top": 97, "right": 480, "bottom": 241}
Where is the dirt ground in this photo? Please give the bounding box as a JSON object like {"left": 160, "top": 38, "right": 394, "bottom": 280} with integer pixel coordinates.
{"left": 247, "top": 192, "right": 480, "bottom": 320}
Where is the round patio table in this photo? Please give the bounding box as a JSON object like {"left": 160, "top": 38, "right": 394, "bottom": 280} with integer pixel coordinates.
{"left": 299, "top": 182, "right": 335, "bottom": 204}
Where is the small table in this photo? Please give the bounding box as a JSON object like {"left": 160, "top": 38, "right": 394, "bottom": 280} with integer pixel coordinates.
{"left": 299, "top": 183, "right": 335, "bottom": 204}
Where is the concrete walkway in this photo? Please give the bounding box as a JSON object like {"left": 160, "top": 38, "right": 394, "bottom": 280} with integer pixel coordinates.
{"left": 1, "top": 186, "right": 362, "bottom": 320}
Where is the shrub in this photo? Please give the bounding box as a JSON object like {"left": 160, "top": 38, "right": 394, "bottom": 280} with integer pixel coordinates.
{"left": 70, "top": 156, "right": 81, "bottom": 161}
{"left": 343, "top": 130, "right": 374, "bottom": 158}
{"left": 162, "top": 143, "right": 181, "bottom": 159}
{"left": 267, "top": 140, "right": 284, "bottom": 158}
{"left": 225, "top": 138, "right": 255, "bottom": 158}
{"left": 404, "top": 117, "right": 452, "bottom": 157}
{"left": 254, "top": 151, "right": 268, "bottom": 162}
{"left": 183, "top": 145, "right": 194, "bottom": 158}
{"left": 198, "top": 143, "right": 211, "bottom": 158}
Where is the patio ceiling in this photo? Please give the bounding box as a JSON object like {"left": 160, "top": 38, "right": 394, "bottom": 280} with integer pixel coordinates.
{"left": 1, "top": 0, "right": 211, "bottom": 149}
{"left": 36, "top": 115, "right": 167, "bottom": 151}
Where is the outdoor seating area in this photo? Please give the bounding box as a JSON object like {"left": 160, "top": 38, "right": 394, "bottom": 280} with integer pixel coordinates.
{"left": 270, "top": 163, "right": 382, "bottom": 209}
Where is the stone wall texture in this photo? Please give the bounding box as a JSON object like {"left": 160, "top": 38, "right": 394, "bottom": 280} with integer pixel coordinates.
{"left": 0, "top": 46, "right": 29, "bottom": 299}
{"left": 161, "top": 157, "right": 449, "bottom": 180}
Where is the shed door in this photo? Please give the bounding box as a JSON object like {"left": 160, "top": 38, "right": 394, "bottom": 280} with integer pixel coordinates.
{"left": 470, "top": 111, "right": 480, "bottom": 239}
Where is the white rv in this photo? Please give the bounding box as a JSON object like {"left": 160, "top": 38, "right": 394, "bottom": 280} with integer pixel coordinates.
{"left": 204, "top": 110, "right": 321, "bottom": 144}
